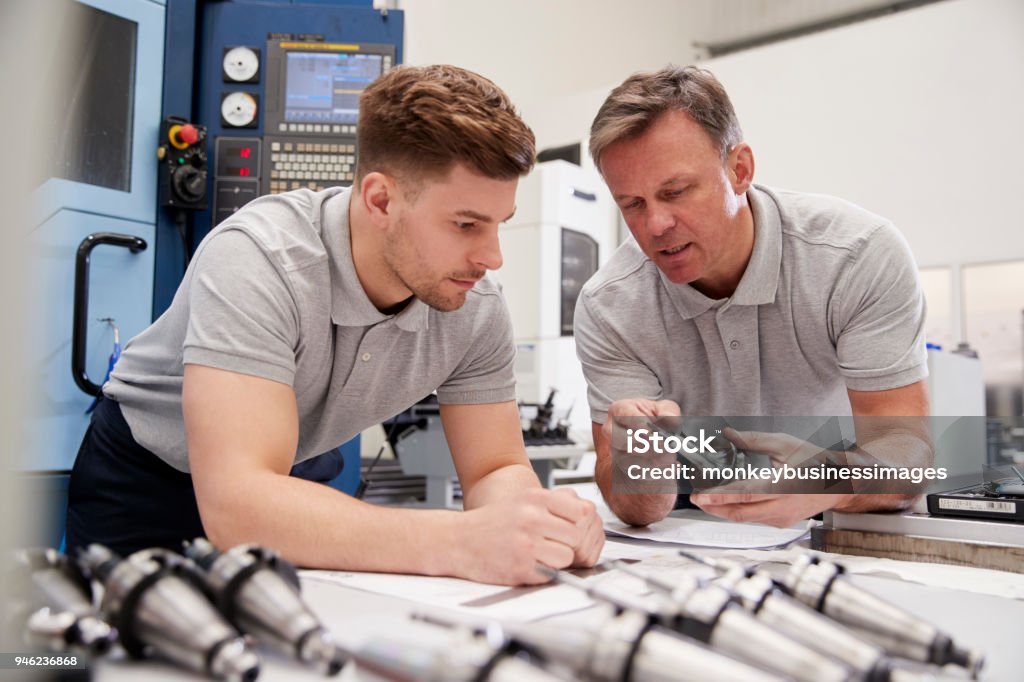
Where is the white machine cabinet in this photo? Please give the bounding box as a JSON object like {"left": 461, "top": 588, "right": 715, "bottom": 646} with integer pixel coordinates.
{"left": 497, "top": 160, "right": 616, "bottom": 434}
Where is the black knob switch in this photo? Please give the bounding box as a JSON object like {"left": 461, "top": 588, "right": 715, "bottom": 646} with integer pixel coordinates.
{"left": 173, "top": 166, "right": 207, "bottom": 202}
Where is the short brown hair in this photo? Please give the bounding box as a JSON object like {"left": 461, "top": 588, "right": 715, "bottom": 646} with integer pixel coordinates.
{"left": 589, "top": 65, "right": 742, "bottom": 170}
{"left": 356, "top": 64, "right": 535, "bottom": 185}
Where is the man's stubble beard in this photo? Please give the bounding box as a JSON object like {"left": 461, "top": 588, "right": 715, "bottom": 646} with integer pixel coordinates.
{"left": 383, "top": 217, "right": 481, "bottom": 313}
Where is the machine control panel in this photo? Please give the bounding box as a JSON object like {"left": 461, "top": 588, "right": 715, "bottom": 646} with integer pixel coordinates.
{"left": 260, "top": 38, "right": 394, "bottom": 195}
{"left": 158, "top": 117, "right": 208, "bottom": 210}
{"left": 212, "top": 43, "right": 263, "bottom": 223}
{"left": 212, "top": 38, "right": 394, "bottom": 222}
{"left": 220, "top": 91, "right": 259, "bottom": 128}
{"left": 213, "top": 137, "right": 260, "bottom": 224}
{"left": 265, "top": 139, "right": 355, "bottom": 195}
{"left": 222, "top": 46, "right": 261, "bottom": 83}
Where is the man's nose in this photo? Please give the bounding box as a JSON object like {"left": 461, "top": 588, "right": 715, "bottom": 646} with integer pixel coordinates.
{"left": 472, "top": 230, "right": 503, "bottom": 271}
{"left": 645, "top": 204, "right": 676, "bottom": 237}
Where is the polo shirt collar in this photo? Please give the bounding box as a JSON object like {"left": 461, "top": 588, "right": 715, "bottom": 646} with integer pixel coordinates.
{"left": 658, "top": 183, "right": 782, "bottom": 318}
{"left": 732, "top": 184, "right": 782, "bottom": 306}
{"left": 322, "top": 188, "right": 431, "bottom": 332}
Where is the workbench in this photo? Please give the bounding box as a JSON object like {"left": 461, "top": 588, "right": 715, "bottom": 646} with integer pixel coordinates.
{"left": 91, "top": 487, "right": 1024, "bottom": 682}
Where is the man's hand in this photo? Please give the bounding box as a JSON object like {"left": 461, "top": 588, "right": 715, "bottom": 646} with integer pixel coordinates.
{"left": 601, "top": 398, "right": 683, "bottom": 453}
{"left": 691, "top": 491, "right": 848, "bottom": 527}
{"left": 593, "top": 398, "right": 682, "bottom": 527}
{"left": 691, "top": 378, "right": 933, "bottom": 526}
{"left": 689, "top": 427, "right": 848, "bottom": 526}
{"left": 725, "top": 428, "right": 827, "bottom": 467}
{"left": 555, "top": 487, "right": 605, "bottom": 568}
{"left": 455, "top": 488, "right": 603, "bottom": 585}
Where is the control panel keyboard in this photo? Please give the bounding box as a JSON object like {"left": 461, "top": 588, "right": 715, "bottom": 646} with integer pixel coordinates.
{"left": 265, "top": 139, "right": 355, "bottom": 194}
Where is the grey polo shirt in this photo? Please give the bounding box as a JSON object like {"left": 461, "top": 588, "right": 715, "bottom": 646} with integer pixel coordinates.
{"left": 105, "top": 187, "right": 517, "bottom": 472}
{"left": 574, "top": 184, "right": 927, "bottom": 424}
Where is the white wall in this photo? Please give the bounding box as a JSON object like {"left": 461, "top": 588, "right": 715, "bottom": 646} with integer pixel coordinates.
{"left": 404, "top": 0, "right": 1024, "bottom": 268}
{"left": 696, "top": 0, "right": 1024, "bottom": 395}
{"left": 400, "top": 0, "right": 705, "bottom": 152}
{"left": 701, "top": 0, "right": 1024, "bottom": 268}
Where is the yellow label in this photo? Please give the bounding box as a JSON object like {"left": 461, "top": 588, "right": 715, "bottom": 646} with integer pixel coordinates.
{"left": 280, "top": 42, "right": 361, "bottom": 51}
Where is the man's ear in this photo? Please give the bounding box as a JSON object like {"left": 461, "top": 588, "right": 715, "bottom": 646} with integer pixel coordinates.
{"left": 359, "top": 172, "right": 396, "bottom": 228}
{"left": 727, "top": 142, "right": 755, "bottom": 194}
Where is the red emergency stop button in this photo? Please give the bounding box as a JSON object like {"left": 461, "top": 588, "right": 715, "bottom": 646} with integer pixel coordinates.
{"left": 168, "top": 123, "right": 200, "bottom": 150}
{"left": 178, "top": 124, "right": 200, "bottom": 146}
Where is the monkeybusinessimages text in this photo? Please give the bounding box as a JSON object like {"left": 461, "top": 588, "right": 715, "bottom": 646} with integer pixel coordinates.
{"left": 624, "top": 428, "right": 949, "bottom": 486}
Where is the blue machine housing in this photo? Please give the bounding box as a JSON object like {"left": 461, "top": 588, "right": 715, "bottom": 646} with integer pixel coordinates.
{"left": 28, "top": 0, "right": 402, "bottom": 547}
{"left": 154, "top": 0, "right": 404, "bottom": 314}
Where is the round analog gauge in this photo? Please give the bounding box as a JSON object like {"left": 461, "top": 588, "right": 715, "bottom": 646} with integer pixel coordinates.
{"left": 221, "top": 92, "right": 258, "bottom": 127}
{"left": 223, "top": 46, "right": 259, "bottom": 82}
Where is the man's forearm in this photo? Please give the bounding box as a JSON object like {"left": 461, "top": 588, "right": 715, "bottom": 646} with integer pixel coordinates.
{"left": 462, "top": 461, "right": 541, "bottom": 509}
{"left": 834, "top": 492, "right": 919, "bottom": 513}
{"left": 595, "top": 448, "right": 675, "bottom": 526}
{"left": 199, "top": 471, "right": 470, "bottom": 575}
{"left": 844, "top": 431, "right": 934, "bottom": 470}
{"left": 830, "top": 424, "right": 932, "bottom": 510}
{"left": 837, "top": 425, "right": 934, "bottom": 499}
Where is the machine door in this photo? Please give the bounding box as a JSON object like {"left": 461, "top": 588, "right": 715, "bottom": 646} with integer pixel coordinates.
{"left": 33, "top": 0, "right": 165, "bottom": 225}
{"left": 28, "top": 0, "right": 165, "bottom": 474}
{"left": 28, "top": 210, "right": 155, "bottom": 472}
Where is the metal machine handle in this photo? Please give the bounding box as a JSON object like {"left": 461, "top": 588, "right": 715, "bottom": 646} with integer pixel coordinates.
{"left": 72, "top": 233, "right": 148, "bottom": 397}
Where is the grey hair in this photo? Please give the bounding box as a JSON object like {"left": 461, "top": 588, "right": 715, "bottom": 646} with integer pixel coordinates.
{"left": 589, "top": 65, "right": 743, "bottom": 170}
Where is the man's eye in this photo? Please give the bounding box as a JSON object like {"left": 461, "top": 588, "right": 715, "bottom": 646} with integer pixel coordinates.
{"left": 622, "top": 200, "right": 642, "bottom": 211}
{"left": 455, "top": 221, "right": 477, "bottom": 229}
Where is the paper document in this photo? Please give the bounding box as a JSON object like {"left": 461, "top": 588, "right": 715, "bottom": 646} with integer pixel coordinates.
{"left": 557, "top": 481, "right": 811, "bottom": 549}
{"left": 300, "top": 569, "right": 596, "bottom": 622}
{"left": 605, "top": 510, "right": 812, "bottom": 549}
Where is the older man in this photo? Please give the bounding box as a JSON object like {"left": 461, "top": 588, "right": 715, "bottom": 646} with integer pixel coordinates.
{"left": 576, "top": 65, "right": 931, "bottom": 527}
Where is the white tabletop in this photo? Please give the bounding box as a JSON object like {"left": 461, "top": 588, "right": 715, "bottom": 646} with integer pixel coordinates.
{"left": 91, "top": 482, "right": 1024, "bottom": 682}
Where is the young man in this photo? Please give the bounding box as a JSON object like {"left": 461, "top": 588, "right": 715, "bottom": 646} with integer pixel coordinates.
{"left": 67, "top": 65, "right": 603, "bottom": 586}
{"left": 576, "top": 65, "right": 932, "bottom": 528}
